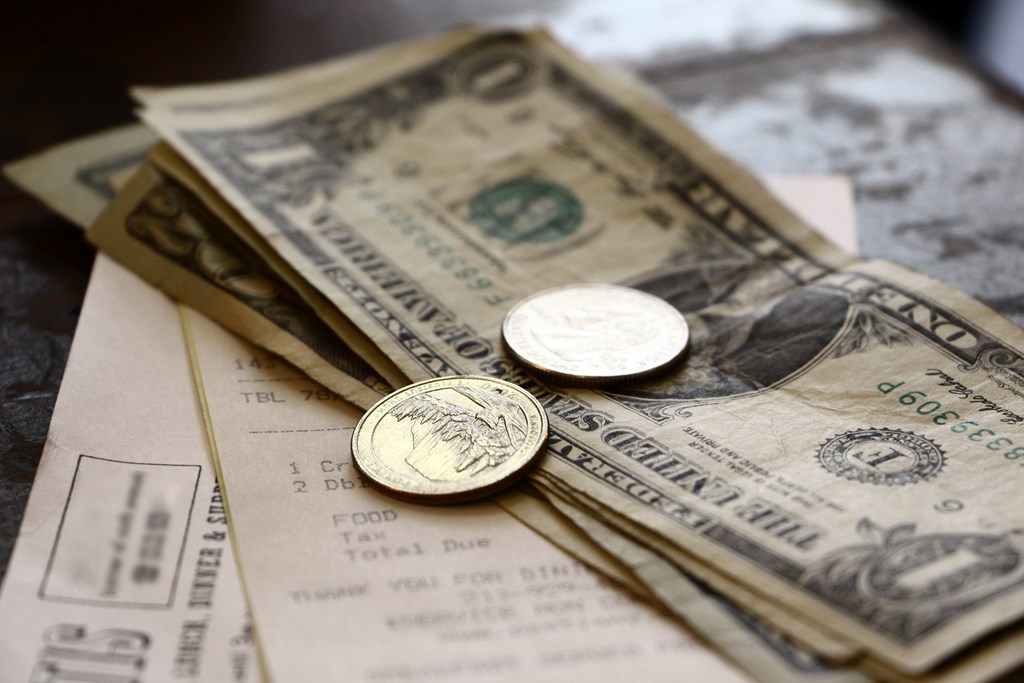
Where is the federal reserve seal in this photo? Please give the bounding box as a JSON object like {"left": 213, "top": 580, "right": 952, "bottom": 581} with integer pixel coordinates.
{"left": 816, "top": 428, "right": 945, "bottom": 486}
{"left": 469, "top": 177, "right": 582, "bottom": 244}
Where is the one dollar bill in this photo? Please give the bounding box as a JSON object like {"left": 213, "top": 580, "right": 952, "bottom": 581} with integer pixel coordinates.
{"left": 128, "top": 28, "right": 1024, "bottom": 678}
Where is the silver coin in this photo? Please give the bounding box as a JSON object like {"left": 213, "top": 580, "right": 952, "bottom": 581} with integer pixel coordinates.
{"left": 502, "top": 283, "right": 689, "bottom": 385}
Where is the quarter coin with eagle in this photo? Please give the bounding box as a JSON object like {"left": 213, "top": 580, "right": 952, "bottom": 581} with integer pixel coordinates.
{"left": 502, "top": 283, "right": 689, "bottom": 385}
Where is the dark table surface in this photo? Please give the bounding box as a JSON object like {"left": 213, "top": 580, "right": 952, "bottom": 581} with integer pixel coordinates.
{"left": 4, "top": 0, "right": 1024, "bottom": 580}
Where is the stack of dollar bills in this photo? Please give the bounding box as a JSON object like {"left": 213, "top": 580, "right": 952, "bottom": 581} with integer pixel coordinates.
{"left": 6, "top": 27, "right": 1024, "bottom": 683}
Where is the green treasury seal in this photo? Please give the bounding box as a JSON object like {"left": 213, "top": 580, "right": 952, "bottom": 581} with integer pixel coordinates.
{"left": 470, "top": 177, "right": 582, "bottom": 244}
